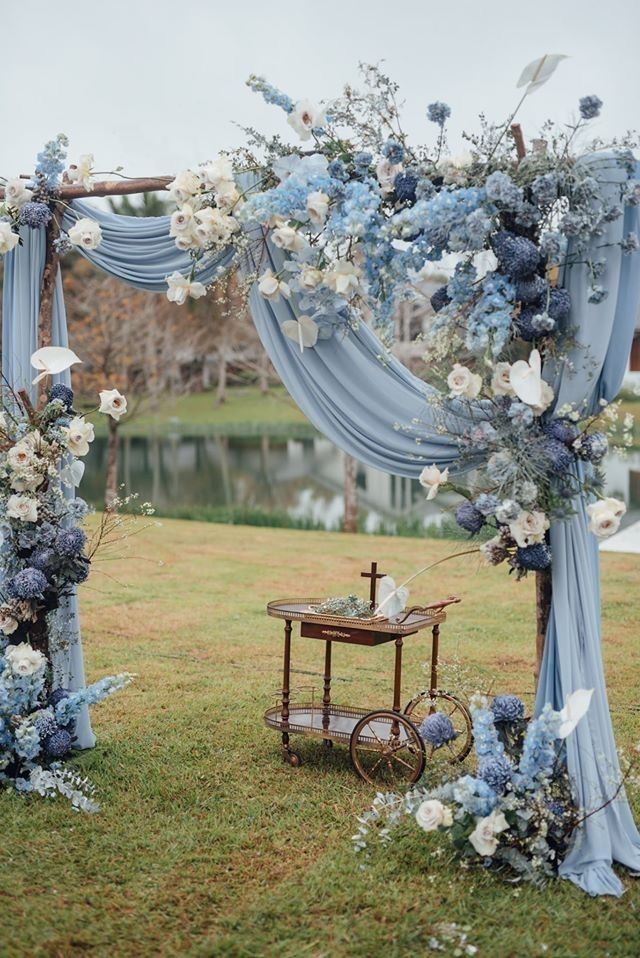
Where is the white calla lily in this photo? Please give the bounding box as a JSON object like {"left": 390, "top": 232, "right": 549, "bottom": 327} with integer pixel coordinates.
{"left": 375, "top": 575, "right": 409, "bottom": 619}
{"left": 31, "top": 346, "right": 82, "bottom": 385}
{"left": 281, "top": 316, "right": 319, "bottom": 352}
{"left": 558, "top": 688, "right": 594, "bottom": 738}
{"left": 509, "top": 348, "right": 543, "bottom": 406}
{"left": 517, "top": 54, "right": 568, "bottom": 96}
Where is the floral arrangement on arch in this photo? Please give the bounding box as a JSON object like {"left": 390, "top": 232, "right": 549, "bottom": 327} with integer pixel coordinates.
{"left": 352, "top": 688, "right": 614, "bottom": 885}
{"left": 0, "top": 347, "right": 148, "bottom": 811}
{"left": 156, "top": 55, "right": 637, "bottom": 578}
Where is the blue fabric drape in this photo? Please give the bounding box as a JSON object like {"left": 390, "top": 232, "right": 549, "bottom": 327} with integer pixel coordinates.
{"left": 2, "top": 227, "right": 95, "bottom": 748}
{"left": 1, "top": 152, "right": 637, "bottom": 895}
{"left": 535, "top": 155, "right": 640, "bottom": 896}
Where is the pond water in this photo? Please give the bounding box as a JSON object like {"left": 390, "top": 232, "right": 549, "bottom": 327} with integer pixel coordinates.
{"left": 81, "top": 433, "right": 640, "bottom": 533}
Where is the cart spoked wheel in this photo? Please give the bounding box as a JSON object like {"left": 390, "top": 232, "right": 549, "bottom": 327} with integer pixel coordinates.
{"left": 349, "top": 710, "right": 425, "bottom": 786}
{"left": 283, "top": 749, "right": 302, "bottom": 767}
{"left": 404, "top": 690, "right": 473, "bottom": 764}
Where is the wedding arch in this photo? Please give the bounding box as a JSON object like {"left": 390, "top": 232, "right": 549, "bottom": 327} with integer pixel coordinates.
{"left": 1, "top": 59, "right": 640, "bottom": 895}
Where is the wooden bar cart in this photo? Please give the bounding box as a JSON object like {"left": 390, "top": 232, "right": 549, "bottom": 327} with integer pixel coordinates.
{"left": 264, "top": 563, "right": 468, "bottom": 787}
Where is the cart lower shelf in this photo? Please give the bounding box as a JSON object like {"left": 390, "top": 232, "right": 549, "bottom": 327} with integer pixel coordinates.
{"left": 264, "top": 702, "right": 416, "bottom": 745}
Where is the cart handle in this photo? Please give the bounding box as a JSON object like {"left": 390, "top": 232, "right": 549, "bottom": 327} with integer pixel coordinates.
{"left": 394, "top": 595, "right": 461, "bottom": 623}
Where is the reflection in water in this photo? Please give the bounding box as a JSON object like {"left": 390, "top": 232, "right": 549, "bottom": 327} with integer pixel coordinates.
{"left": 82, "top": 435, "right": 640, "bottom": 532}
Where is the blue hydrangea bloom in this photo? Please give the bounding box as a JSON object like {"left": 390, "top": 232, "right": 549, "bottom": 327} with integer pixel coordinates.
{"left": 427, "top": 101, "right": 451, "bottom": 126}
{"left": 491, "top": 231, "right": 540, "bottom": 280}
{"left": 354, "top": 151, "right": 373, "bottom": 172}
{"left": 394, "top": 171, "right": 417, "bottom": 204}
{"left": 452, "top": 775, "right": 498, "bottom": 817}
{"left": 48, "top": 383, "right": 74, "bottom": 411}
{"left": 478, "top": 755, "right": 513, "bottom": 792}
{"left": 8, "top": 568, "right": 48, "bottom": 600}
{"left": 382, "top": 139, "right": 404, "bottom": 164}
{"left": 548, "top": 287, "right": 571, "bottom": 321}
{"left": 515, "top": 274, "right": 547, "bottom": 305}
{"left": 19, "top": 202, "right": 52, "bottom": 229}
{"left": 491, "top": 694, "right": 525, "bottom": 723}
{"left": 516, "top": 543, "right": 552, "bottom": 572}
{"left": 455, "top": 502, "right": 485, "bottom": 534}
{"left": 575, "top": 432, "right": 608, "bottom": 462}
{"left": 43, "top": 728, "right": 73, "bottom": 758}
{"left": 485, "top": 171, "right": 523, "bottom": 209}
{"left": 474, "top": 494, "right": 500, "bottom": 516}
{"left": 56, "top": 527, "right": 87, "bottom": 559}
{"left": 579, "top": 95, "right": 603, "bottom": 120}
{"left": 419, "top": 712, "right": 457, "bottom": 748}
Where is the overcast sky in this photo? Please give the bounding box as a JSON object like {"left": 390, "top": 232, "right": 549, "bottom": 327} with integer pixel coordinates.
{"left": 3, "top": 0, "right": 640, "bottom": 181}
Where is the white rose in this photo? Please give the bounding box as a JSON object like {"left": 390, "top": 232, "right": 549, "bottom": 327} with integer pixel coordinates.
{"left": 5, "top": 641, "right": 46, "bottom": 676}
{"left": 7, "top": 438, "right": 36, "bottom": 472}
{"left": 376, "top": 158, "right": 402, "bottom": 194}
{"left": 166, "top": 271, "right": 207, "bottom": 305}
{"left": 306, "top": 191, "right": 329, "bottom": 226}
{"left": 447, "top": 364, "right": 482, "bottom": 400}
{"left": 469, "top": 809, "right": 509, "bottom": 857}
{"left": 271, "top": 224, "right": 307, "bottom": 254}
{"left": 418, "top": 464, "right": 449, "bottom": 501}
{"left": 587, "top": 498, "right": 626, "bottom": 539}
{"left": 287, "top": 99, "right": 327, "bottom": 141}
{"left": 63, "top": 416, "right": 95, "bottom": 456}
{"left": 4, "top": 178, "right": 33, "bottom": 208}
{"left": 298, "top": 265, "right": 323, "bottom": 290}
{"left": 99, "top": 389, "right": 127, "bottom": 421}
{"left": 258, "top": 270, "right": 290, "bottom": 301}
{"left": 324, "top": 261, "right": 361, "bottom": 297}
{"left": 491, "top": 362, "right": 516, "bottom": 397}
{"left": 0, "top": 221, "right": 19, "bottom": 255}
{"left": 199, "top": 157, "right": 234, "bottom": 189}
{"left": 0, "top": 608, "right": 19, "bottom": 635}
{"left": 68, "top": 217, "right": 102, "bottom": 250}
{"left": 214, "top": 181, "right": 240, "bottom": 211}
{"left": 6, "top": 494, "right": 38, "bottom": 523}
{"left": 67, "top": 154, "right": 95, "bottom": 191}
{"left": 508, "top": 509, "right": 549, "bottom": 547}
{"left": 170, "top": 205, "right": 195, "bottom": 235}
{"left": 415, "top": 799, "right": 453, "bottom": 832}
{"left": 193, "top": 208, "right": 238, "bottom": 246}
{"left": 173, "top": 228, "right": 200, "bottom": 252}
{"left": 166, "top": 169, "right": 201, "bottom": 204}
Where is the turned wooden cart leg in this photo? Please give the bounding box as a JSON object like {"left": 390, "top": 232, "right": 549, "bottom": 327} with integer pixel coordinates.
{"left": 322, "top": 639, "right": 333, "bottom": 747}
{"left": 392, "top": 637, "right": 403, "bottom": 735}
{"left": 281, "top": 619, "right": 300, "bottom": 767}
{"left": 430, "top": 624, "right": 440, "bottom": 711}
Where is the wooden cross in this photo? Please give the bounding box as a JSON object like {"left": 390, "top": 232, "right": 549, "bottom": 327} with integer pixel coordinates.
{"left": 361, "top": 561, "right": 385, "bottom": 609}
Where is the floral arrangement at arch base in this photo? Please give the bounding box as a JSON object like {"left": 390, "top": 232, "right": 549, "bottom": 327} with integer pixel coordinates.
{"left": 0, "top": 347, "right": 146, "bottom": 811}
{"left": 351, "top": 688, "right": 629, "bottom": 886}
{"left": 157, "top": 55, "right": 638, "bottom": 579}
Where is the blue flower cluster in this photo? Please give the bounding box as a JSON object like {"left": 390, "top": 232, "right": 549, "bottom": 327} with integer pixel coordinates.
{"left": 19, "top": 202, "right": 52, "bottom": 230}
{"left": 35, "top": 134, "right": 69, "bottom": 188}
{"left": 245, "top": 75, "right": 293, "bottom": 113}
{"left": 491, "top": 694, "right": 525, "bottom": 723}
{"left": 427, "top": 101, "right": 451, "bottom": 126}
{"left": 515, "top": 704, "right": 562, "bottom": 789}
{"left": 465, "top": 271, "right": 516, "bottom": 356}
{"left": 419, "top": 711, "right": 457, "bottom": 748}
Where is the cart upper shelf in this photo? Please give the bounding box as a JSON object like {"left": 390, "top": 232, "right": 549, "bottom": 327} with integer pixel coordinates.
{"left": 267, "top": 598, "right": 447, "bottom": 644}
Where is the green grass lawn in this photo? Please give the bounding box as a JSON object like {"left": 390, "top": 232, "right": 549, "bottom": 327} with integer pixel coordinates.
{"left": 88, "top": 386, "right": 314, "bottom": 438}
{"left": 3, "top": 522, "right": 639, "bottom": 958}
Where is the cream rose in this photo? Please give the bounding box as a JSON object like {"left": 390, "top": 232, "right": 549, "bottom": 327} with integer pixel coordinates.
{"left": 6, "top": 494, "right": 38, "bottom": 523}
{"left": 0, "top": 221, "right": 20, "bottom": 255}
{"left": 324, "top": 262, "right": 361, "bottom": 297}
{"left": 166, "top": 169, "right": 201, "bottom": 204}
{"left": 170, "top": 205, "right": 195, "bottom": 235}
{"left": 298, "top": 265, "right": 323, "bottom": 290}
{"left": 447, "top": 364, "right": 482, "bottom": 400}
{"left": 508, "top": 509, "right": 549, "bottom": 547}
{"left": 587, "top": 498, "right": 626, "bottom": 539}
{"left": 67, "top": 154, "right": 95, "bottom": 191}
{"left": 7, "top": 438, "right": 37, "bottom": 472}
{"left": 531, "top": 380, "right": 554, "bottom": 416}
{"left": 166, "top": 271, "right": 207, "bottom": 305}
{"left": 271, "top": 224, "right": 307, "bottom": 254}
{"left": 376, "top": 158, "right": 402, "bottom": 194}
{"left": 287, "top": 99, "right": 327, "bottom": 141}
{"left": 214, "top": 180, "right": 240, "bottom": 211}
{"left": 193, "top": 208, "right": 238, "bottom": 246}
{"left": 4, "top": 178, "right": 33, "bottom": 208}
{"left": 306, "top": 191, "right": 329, "bottom": 226}
{"left": 0, "top": 607, "right": 19, "bottom": 635}
{"left": 469, "top": 809, "right": 509, "bottom": 857}
{"left": 415, "top": 799, "right": 453, "bottom": 832}
{"left": 199, "top": 157, "right": 234, "bottom": 189}
{"left": 99, "top": 389, "right": 127, "bottom": 421}
{"left": 63, "top": 417, "right": 95, "bottom": 457}
{"left": 5, "top": 642, "right": 46, "bottom": 676}
{"left": 258, "top": 270, "right": 290, "bottom": 301}
{"left": 418, "top": 464, "right": 449, "bottom": 501}
{"left": 491, "top": 362, "right": 516, "bottom": 397}
{"left": 68, "top": 217, "right": 102, "bottom": 250}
